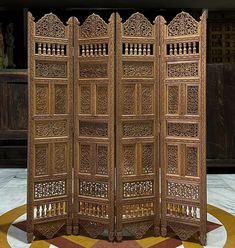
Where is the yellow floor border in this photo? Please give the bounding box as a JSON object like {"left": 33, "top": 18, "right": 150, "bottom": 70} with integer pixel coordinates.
{"left": 0, "top": 204, "right": 235, "bottom": 247}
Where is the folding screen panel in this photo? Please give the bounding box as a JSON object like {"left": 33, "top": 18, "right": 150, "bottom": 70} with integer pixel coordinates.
{"left": 73, "top": 14, "right": 116, "bottom": 241}
{"left": 115, "top": 13, "right": 160, "bottom": 240}
{"left": 27, "top": 13, "right": 74, "bottom": 241}
{"left": 159, "top": 11, "right": 207, "bottom": 245}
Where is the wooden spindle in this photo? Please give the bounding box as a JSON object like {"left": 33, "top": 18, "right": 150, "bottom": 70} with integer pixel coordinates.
{"left": 183, "top": 42, "right": 187, "bottom": 54}
{"left": 134, "top": 44, "right": 138, "bottom": 55}
{"left": 169, "top": 44, "right": 173, "bottom": 55}
{"left": 138, "top": 43, "right": 142, "bottom": 55}
{"left": 174, "top": 43, "right": 177, "bottom": 55}
{"left": 94, "top": 44, "right": 98, "bottom": 56}
{"left": 52, "top": 44, "right": 56, "bottom": 55}
{"left": 57, "top": 44, "right": 61, "bottom": 56}
{"left": 147, "top": 44, "right": 151, "bottom": 55}
{"left": 90, "top": 44, "right": 94, "bottom": 56}
{"left": 43, "top": 43, "right": 46, "bottom": 55}
{"left": 179, "top": 43, "right": 182, "bottom": 55}
{"left": 38, "top": 43, "right": 42, "bottom": 55}
{"left": 130, "top": 43, "right": 133, "bottom": 55}
{"left": 193, "top": 42, "right": 197, "bottom": 54}
{"left": 47, "top": 43, "right": 51, "bottom": 55}
{"left": 103, "top": 43, "right": 106, "bottom": 55}
{"left": 85, "top": 45, "right": 89, "bottom": 56}
{"left": 98, "top": 44, "right": 102, "bottom": 55}
{"left": 143, "top": 44, "right": 146, "bottom": 55}
{"left": 36, "top": 206, "right": 40, "bottom": 218}
{"left": 125, "top": 43, "right": 128, "bottom": 55}
{"left": 81, "top": 45, "right": 85, "bottom": 56}
{"left": 61, "top": 45, "right": 65, "bottom": 56}
{"left": 188, "top": 42, "right": 192, "bottom": 54}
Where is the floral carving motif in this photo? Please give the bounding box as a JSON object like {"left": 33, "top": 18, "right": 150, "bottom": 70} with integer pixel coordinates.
{"left": 79, "top": 63, "right": 107, "bottom": 78}
{"left": 54, "top": 143, "right": 67, "bottom": 173}
{"left": 123, "top": 62, "right": 153, "bottom": 78}
{"left": 123, "top": 145, "right": 135, "bottom": 175}
{"left": 187, "top": 86, "right": 198, "bottom": 115}
{"left": 142, "top": 144, "right": 153, "bottom": 174}
{"left": 36, "top": 13, "right": 65, "bottom": 38}
{"left": 167, "top": 145, "right": 178, "bottom": 174}
{"left": 122, "top": 85, "right": 135, "bottom": 115}
{"left": 80, "top": 86, "right": 91, "bottom": 114}
{"left": 123, "top": 121, "right": 153, "bottom": 137}
{"left": 168, "top": 122, "right": 198, "bottom": 138}
{"left": 80, "top": 144, "right": 91, "bottom": 173}
{"left": 34, "top": 180, "right": 66, "bottom": 199}
{"left": 186, "top": 147, "right": 198, "bottom": 177}
{"left": 55, "top": 85, "right": 67, "bottom": 114}
{"left": 168, "top": 12, "right": 198, "bottom": 36}
{"left": 141, "top": 85, "right": 153, "bottom": 114}
{"left": 168, "top": 222, "right": 199, "bottom": 241}
{"left": 79, "top": 121, "right": 108, "bottom": 137}
{"left": 168, "top": 62, "right": 198, "bottom": 78}
{"left": 123, "top": 12, "right": 153, "bottom": 37}
{"left": 35, "top": 120, "right": 67, "bottom": 137}
{"left": 35, "top": 85, "right": 48, "bottom": 115}
{"left": 124, "top": 221, "right": 153, "bottom": 239}
{"left": 80, "top": 14, "right": 108, "bottom": 38}
{"left": 35, "top": 61, "right": 67, "bottom": 78}
{"left": 96, "top": 86, "right": 108, "bottom": 115}
{"left": 35, "top": 145, "right": 48, "bottom": 176}
{"left": 167, "top": 181, "right": 199, "bottom": 200}
{"left": 97, "top": 146, "right": 108, "bottom": 175}
{"left": 168, "top": 86, "right": 179, "bottom": 114}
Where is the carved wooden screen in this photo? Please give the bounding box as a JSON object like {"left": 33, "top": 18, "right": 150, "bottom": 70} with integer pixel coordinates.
{"left": 73, "top": 14, "right": 115, "bottom": 241}
{"left": 115, "top": 13, "right": 160, "bottom": 241}
{"left": 159, "top": 11, "right": 207, "bottom": 244}
{"left": 27, "top": 13, "right": 74, "bottom": 241}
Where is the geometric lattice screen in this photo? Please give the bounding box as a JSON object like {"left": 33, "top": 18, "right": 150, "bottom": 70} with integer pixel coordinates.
{"left": 27, "top": 10, "right": 207, "bottom": 245}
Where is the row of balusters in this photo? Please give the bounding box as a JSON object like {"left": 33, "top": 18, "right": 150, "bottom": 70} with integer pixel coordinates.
{"left": 123, "top": 43, "right": 153, "bottom": 56}
{"left": 36, "top": 42, "right": 66, "bottom": 56}
{"left": 79, "top": 201, "right": 109, "bottom": 218}
{"left": 167, "top": 203, "right": 200, "bottom": 219}
{"left": 167, "top": 42, "right": 199, "bottom": 56}
{"left": 80, "top": 43, "right": 108, "bottom": 57}
{"left": 122, "top": 202, "right": 154, "bottom": 219}
{"left": 34, "top": 201, "right": 67, "bottom": 219}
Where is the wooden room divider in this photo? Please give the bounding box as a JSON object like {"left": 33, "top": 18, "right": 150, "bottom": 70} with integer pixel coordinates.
{"left": 27, "top": 10, "right": 207, "bottom": 245}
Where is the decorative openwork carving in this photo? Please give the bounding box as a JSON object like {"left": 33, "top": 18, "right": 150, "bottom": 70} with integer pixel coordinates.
{"left": 122, "top": 85, "right": 135, "bottom": 115}
{"left": 55, "top": 85, "right": 67, "bottom": 114}
{"left": 187, "top": 85, "right": 199, "bottom": 115}
{"left": 167, "top": 181, "right": 199, "bottom": 200}
{"left": 123, "top": 61, "right": 153, "bottom": 78}
{"left": 96, "top": 86, "right": 108, "bottom": 115}
{"left": 186, "top": 146, "right": 198, "bottom": 176}
{"left": 35, "top": 61, "right": 67, "bottom": 78}
{"left": 124, "top": 221, "right": 153, "bottom": 239}
{"left": 79, "top": 180, "right": 108, "bottom": 198}
{"left": 168, "top": 85, "right": 179, "bottom": 114}
{"left": 122, "top": 202, "right": 154, "bottom": 219}
{"left": 168, "top": 122, "right": 198, "bottom": 138}
{"left": 167, "top": 145, "right": 178, "bottom": 174}
{"left": 80, "top": 14, "right": 108, "bottom": 38}
{"left": 141, "top": 85, "right": 153, "bottom": 114}
{"left": 35, "top": 144, "right": 48, "bottom": 176}
{"left": 35, "top": 85, "right": 49, "bottom": 115}
{"left": 34, "top": 180, "right": 66, "bottom": 199}
{"left": 79, "top": 220, "right": 105, "bottom": 238}
{"left": 123, "top": 180, "right": 153, "bottom": 198}
{"left": 97, "top": 145, "right": 108, "bottom": 175}
{"left": 79, "top": 121, "right": 108, "bottom": 137}
{"left": 123, "top": 145, "right": 135, "bottom": 175}
{"left": 79, "top": 63, "right": 107, "bottom": 78}
{"left": 122, "top": 121, "right": 153, "bottom": 137}
{"left": 80, "top": 86, "right": 91, "bottom": 114}
{"left": 167, "top": 12, "right": 198, "bottom": 36}
{"left": 80, "top": 144, "right": 91, "bottom": 173}
{"left": 35, "top": 120, "right": 67, "bottom": 137}
{"left": 36, "top": 13, "right": 66, "bottom": 38}
{"left": 142, "top": 144, "right": 153, "bottom": 174}
{"left": 79, "top": 201, "right": 109, "bottom": 218}
{"left": 123, "top": 12, "right": 153, "bottom": 37}
{"left": 54, "top": 143, "right": 67, "bottom": 173}
{"left": 167, "top": 62, "right": 198, "bottom": 78}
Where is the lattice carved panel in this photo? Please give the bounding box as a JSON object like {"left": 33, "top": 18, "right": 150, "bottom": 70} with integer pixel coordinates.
{"left": 54, "top": 143, "right": 67, "bottom": 174}
{"left": 167, "top": 62, "right": 198, "bottom": 78}
{"left": 35, "top": 144, "right": 48, "bottom": 176}
{"left": 55, "top": 84, "right": 67, "bottom": 114}
{"left": 35, "top": 61, "right": 67, "bottom": 78}
{"left": 35, "top": 84, "right": 49, "bottom": 115}
{"left": 123, "top": 62, "right": 154, "bottom": 78}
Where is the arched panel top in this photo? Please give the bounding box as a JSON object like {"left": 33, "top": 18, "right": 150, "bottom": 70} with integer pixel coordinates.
{"left": 80, "top": 13, "right": 108, "bottom": 38}
{"left": 123, "top": 12, "right": 153, "bottom": 37}
{"left": 167, "top": 12, "right": 198, "bottom": 37}
{"left": 35, "top": 13, "right": 66, "bottom": 38}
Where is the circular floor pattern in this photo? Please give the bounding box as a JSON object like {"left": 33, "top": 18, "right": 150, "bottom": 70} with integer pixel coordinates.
{"left": 0, "top": 204, "right": 234, "bottom": 248}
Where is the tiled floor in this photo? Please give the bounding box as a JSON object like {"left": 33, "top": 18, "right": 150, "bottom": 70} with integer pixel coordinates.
{"left": 0, "top": 169, "right": 235, "bottom": 248}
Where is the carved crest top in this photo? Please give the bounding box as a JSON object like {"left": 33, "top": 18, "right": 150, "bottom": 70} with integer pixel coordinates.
{"left": 80, "top": 14, "right": 108, "bottom": 38}
{"left": 168, "top": 11, "right": 198, "bottom": 36}
{"left": 35, "top": 13, "right": 66, "bottom": 38}
{"left": 123, "top": 12, "right": 153, "bottom": 37}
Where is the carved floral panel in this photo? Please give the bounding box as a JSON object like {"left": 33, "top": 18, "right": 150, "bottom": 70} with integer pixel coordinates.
{"left": 167, "top": 145, "right": 178, "bottom": 175}
{"left": 168, "top": 85, "right": 179, "bottom": 114}
{"left": 35, "top": 61, "right": 67, "bottom": 78}
{"left": 80, "top": 144, "right": 91, "bottom": 174}
{"left": 142, "top": 143, "right": 153, "bottom": 174}
{"left": 96, "top": 145, "right": 108, "bottom": 175}
{"left": 167, "top": 62, "right": 198, "bottom": 78}
{"left": 123, "top": 62, "right": 153, "bottom": 78}
{"left": 122, "top": 85, "right": 136, "bottom": 115}
{"left": 168, "top": 122, "right": 198, "bottom": 138}
{"left": 141, "top": 85, "right": 153, "bottom": 114}
{"left": 123, "top": 180, "right": 153, "bottom": 198}
{"left": 80, "top": 85, "right": 91, "bottom": 114}
{"left": 186, "top": 146, "right": 198, "bottom": 177}
{"left": 79, "top": 63, "right": 107, "bottom": 78}
{"left": 55, "top": 84, "right": 67, "bottom": 114}
{"left": 187, "top": 85, "right": 199, "bottom": 115}
{"left": 123, "top": 145, "right": 136, "bottom": 175}
{"left": 35, "top": 84, "right": 49, "bottom": 115}
{"left": 79, "top": 180, "right": 108, "bottom": 198}
{"left": 54, "top": 143, "right": 67, "bottom": 174}
{"left": 96, "top": 85, "right": 108, "bottom": 115}
{"left": 123, "top": 121, "right": 153, "bottom": 137}
{"left": 35, "top": 144, "right": 48, "bottom": 176}
{"left": 79, "top": 121, "right": 108, "bottom": 137}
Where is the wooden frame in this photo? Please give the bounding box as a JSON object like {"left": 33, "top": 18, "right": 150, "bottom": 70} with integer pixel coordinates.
{"left": 27, "top": 10, "right": 207, "bottom": 245}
